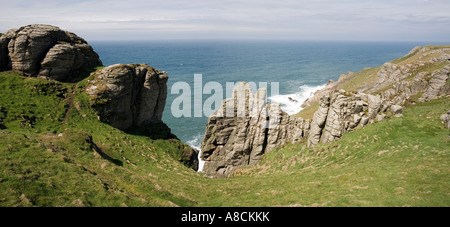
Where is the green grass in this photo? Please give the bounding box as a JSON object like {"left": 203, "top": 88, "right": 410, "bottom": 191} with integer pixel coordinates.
{"left": 392, "top": 45, "right": 450, "bottom": 66}
{"left": 0, "top": 71, "right": 201, "bottom": 207}
{"left": 207, "top": 97, "right": 450, "bottom": 207}
{"left": 391, "top": 49, "right": 420, "bottom": 64}
{"left": 0, "top": 72, "right": 69, "bottom": 133}
{"left": 1, "top": 70, "right": 449, "bottom": 207}
{"left": 421, "top": 62, "right": 449, "bottom": 74}
{"left": 292, "top": 102, "right": 318, "bottom": 120}
{"left": 336, "top": 66, "right": 380, "bottom": 92}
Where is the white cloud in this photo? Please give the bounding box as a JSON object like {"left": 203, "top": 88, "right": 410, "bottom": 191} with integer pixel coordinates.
{"left": 0, "top": 0, "right": 449, "bottom": 41}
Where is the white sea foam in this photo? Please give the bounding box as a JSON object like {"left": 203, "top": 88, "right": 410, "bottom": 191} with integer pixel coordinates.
{"left": 186, "top": 133, "right": 205, "bottom": 172}
{"left": 268, "top": 84, "right": 326, "bottom": 115}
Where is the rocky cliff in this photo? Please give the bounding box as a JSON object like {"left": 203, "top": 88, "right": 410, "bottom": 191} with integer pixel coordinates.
{"left": 85, "top": 64, "right": 198, "bottom": 170}
{"left": 201, "top": 82, "right": 309, "bottom": 177}
{"left": 201, "top": 45, "right": 450, "bottom": 177}
{"left": 0, "top": 24, "right": 102, "bottom": 82}
{"left": 85, "top": 64, "right": 199, "bottom": 170}
{"left": 301, "top": 45, "right": 449, "bottom": 148}
{"left": 0, "top": 24, "right": 199, "bottom": 171}
{"left": 86, "top": 64, "right": 168, "bottom": 131}
{"left": 307, "top": 91, "right": 402, "bottom": 147}
{"left": 360, "top": 49, "right": 450, "bottom": 104}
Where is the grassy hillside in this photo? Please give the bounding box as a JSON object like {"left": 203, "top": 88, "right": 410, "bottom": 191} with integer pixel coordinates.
{"left": 0, "top": 71, "right": 200, "bottom": 207}
{"left": 1, "top": 48, "right": 449, "bottom": 206}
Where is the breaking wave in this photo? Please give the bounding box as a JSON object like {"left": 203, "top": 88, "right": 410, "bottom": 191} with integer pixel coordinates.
{"left": 268, "top": 84, "right": 326, "bottom": 115}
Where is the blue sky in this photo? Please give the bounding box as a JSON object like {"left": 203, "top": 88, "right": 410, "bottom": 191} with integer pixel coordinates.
{"left": 1, "top": 0, "right": 449, "bottom": 41}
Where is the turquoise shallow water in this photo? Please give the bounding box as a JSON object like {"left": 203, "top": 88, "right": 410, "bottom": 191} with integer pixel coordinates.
{"left": 90, "top": 40, "right": 441, "bottom": 150}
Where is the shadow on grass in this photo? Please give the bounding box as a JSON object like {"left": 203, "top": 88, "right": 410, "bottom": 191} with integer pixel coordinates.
{"left": 86, "top": 135, "right": 123, "bottom": 166}
{"left": 126, "top": 121, "right": 178, "bottom": 140}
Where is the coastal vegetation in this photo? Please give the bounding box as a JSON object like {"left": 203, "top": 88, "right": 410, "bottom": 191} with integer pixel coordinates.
{"left": 1, "top": 45, "right": 448, "bottom": 206}
{"left": 0, "top": 25, "right": 448, "bottom": 207}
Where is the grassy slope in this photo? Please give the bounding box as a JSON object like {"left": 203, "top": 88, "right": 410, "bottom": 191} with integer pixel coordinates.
{"left": 218, "top": 97, "right": 449, "bottom": 207}
{"left": 1, "top": 45, "right": 449, "bottom": 207}
{"left": 0, "top": 72, "right": 201, "bottom": 207}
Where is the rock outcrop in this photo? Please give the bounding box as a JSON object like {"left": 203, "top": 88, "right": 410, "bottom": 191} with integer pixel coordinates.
{"left": 205, "top": 45, "right": 450, "bottom": 176}
{"left": 201, "top": 82, "right": 309, "bottom": 177}
{"left": 441, "top": 110, "right": 450, "bottom": 129}
{"left": 86, "top": 63, "right": 199, "bottom": 171}
{"left": 0, "top": 24, "right": 102, "bottom": 82}
{"left": 364, "top": 63, "right": 450, "bottom": 105}
{"left": 200, "top": 82, "right": 405, "bottom": 177}
{"left": 303, "top": 46, "right": 450, "bottom": 110}
{"left": 308, "top": 90, "right": 402, "bottom": 146}
{"left": 304, "top": 46, "right": 449, "bottom": 149}
{"left": 86, "top": 64, "right": 168, "bottom": 131}
{"left": 307, "top": 93, "right": 330, "bottom": 147}
{"left": 1, "top": 24, "right": 199, "bottom": 171}
{"left": 199, "top": 46, "right": 449, "bottom": 177}
{"left": 421, "top": 65, "right": 450, "bottom": 102}
{"left": 359, "top": 48, "right": 450, "bottom": 105}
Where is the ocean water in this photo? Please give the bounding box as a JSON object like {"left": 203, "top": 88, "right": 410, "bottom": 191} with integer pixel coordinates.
{"left": 90, "top": 40, "right": 435, "bottom": 169}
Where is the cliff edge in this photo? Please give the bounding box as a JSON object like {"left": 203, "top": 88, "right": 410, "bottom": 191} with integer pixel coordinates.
{"left": 0, "top": 24, "right": 199, "bottom": 171}
{"left": 201, "top": 82, "right": 308, "bottom": 177}
{"left": 201, "top": 45, "right": 450, "bottom": 177}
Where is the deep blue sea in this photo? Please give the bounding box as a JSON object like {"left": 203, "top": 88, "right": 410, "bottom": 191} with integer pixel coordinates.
{"left": 90, "top": 40, "right": 442, "bottom": 165}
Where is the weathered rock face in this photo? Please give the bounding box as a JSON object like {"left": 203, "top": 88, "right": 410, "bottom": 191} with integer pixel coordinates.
{"left": 359, "top": 47, "right": 450, "bottom": 105}
{"left": 200, "top": 83, "right": 403, "bottom": 177}
{"left": 86, "top": 63, "right": 199, "bottom": 171}
{"left": 304, "top": 46, "right": 449, "bottom": 148}
{"left": 303, "top": 46, "right": 450, "bottom": 109}
{"left": 1, "top": 25, "right": 199, "bottom": 171}
{"left": 307, "top": 90, "right": 402, "bottom": 146}
{"left": 200, "top": 81, "right": 408, "bottom": 177}
{"left": 0, "top": 31, "right": 12, "bottom": 70}
{"left": 0, "top": 24, "right": 102, "bottom": 82}
{"left": 368, "top": 64, "right": 450, "bottom": 105}
{"left": 421, "top": 65, "right": 450, "bottom": 101}
{"left": 86, "top": 64, "right": 168, "bottom": 131}
{"left": 200, "top": 45, "right": 449, "bottom": 178}
{"left": 307, "top": 93, "right": 330, "bottom": 147}
{"left": 201, "top": 82, "right": 309, "bottom": 177}
{"left": 180, "top": 145, "right": 200, "bottom": 171}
